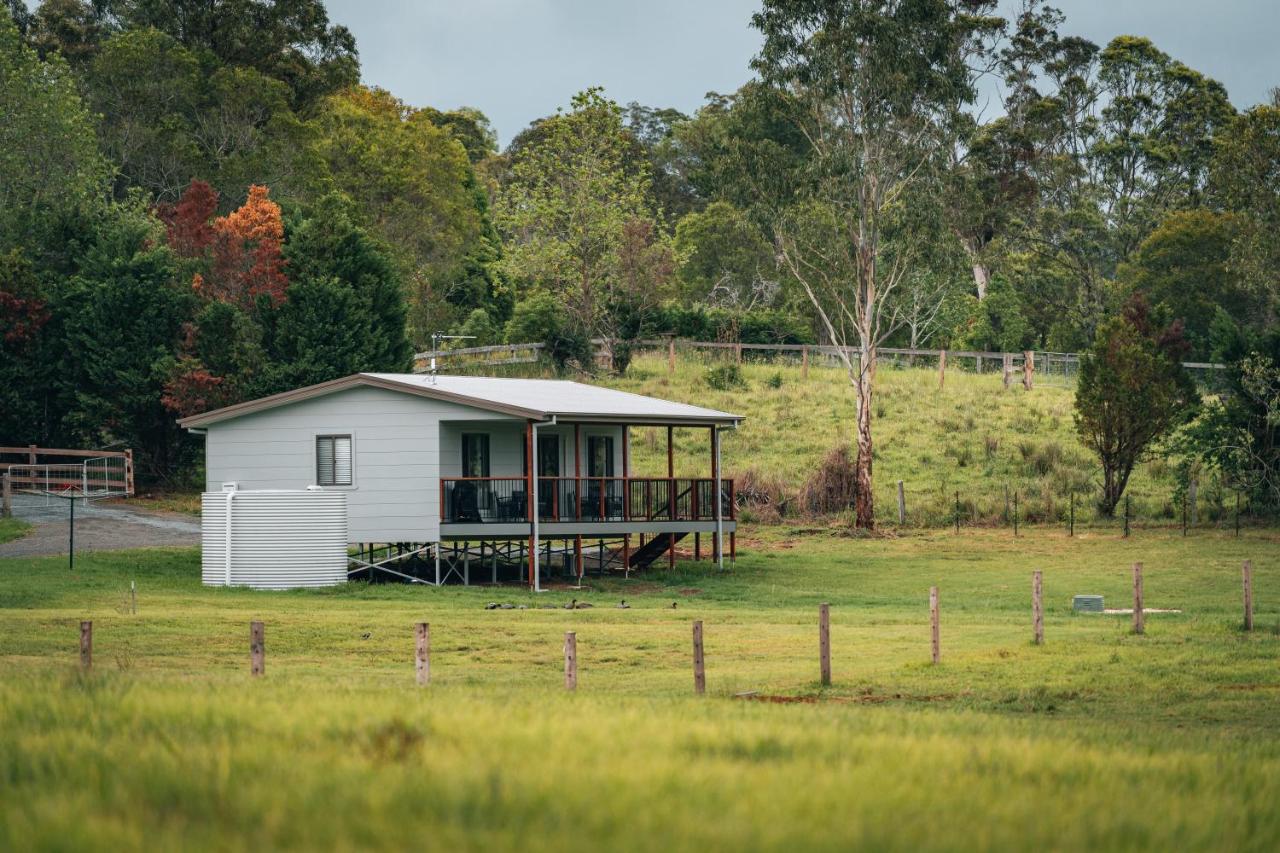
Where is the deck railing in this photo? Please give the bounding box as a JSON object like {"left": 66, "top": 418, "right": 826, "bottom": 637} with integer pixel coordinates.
{"left": 440, "top": 477, "right": 734, "bottom": 524}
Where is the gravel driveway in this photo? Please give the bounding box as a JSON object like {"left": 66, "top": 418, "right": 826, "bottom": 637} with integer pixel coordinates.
{"left": 0, "top": 495, "right": 200, "bottom": 558}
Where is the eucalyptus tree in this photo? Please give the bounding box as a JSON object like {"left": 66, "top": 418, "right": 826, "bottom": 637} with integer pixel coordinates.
{"left": 988, "top": 14, "right": 1233, "bottom": 347}
{"left": 493, "top": 88, "right": 674, "bottom": 366}
{"left": 1210, "top": 102, "right": 1280, "bottom": 327}
{"left": 751, "top": 0, "right": 1003, "bottom": 528}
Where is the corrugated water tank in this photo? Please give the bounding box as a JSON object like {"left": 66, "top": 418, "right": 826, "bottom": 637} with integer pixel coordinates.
{"left": 202, "top": 484, "right": 348, "bottom": 588}
{"left": 1073, "top": 594, "right": 1105, "bottom": 613}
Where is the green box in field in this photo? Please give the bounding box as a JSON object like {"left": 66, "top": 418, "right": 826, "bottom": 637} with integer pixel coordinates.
{"left": 1073, "top": 595, "right": 1104, "bottom": 613}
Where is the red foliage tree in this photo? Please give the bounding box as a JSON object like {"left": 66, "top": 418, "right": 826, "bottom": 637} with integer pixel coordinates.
{"left": 160, "top": 181, "right": 289, "bottom": 308}
{"left": 161, "top": 357, "right": 236, "bottom": 417}
{"left": 157, "top": 183, "right": 290, "bottom": 416}
{"left": 158, "top": 179, "right": 219, "bottom": 258}
{"left": 0, "top": 250, "right": 50, "bottom": 348}
{"left": 0, "top": 291, "right": 48, "bottom": 347}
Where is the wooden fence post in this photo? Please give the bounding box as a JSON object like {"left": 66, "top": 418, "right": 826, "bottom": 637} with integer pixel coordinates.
{"left": 415, "top": 622, "right": 430, "bottom": 686}
{"left": 929, "top": 587, "right": 940, "bottom": 664}
{"left": 564, "top": 631, "right": 577, "bottom": 691}
{"left": 938, "top": 350, "right": 947, "bottom": 389}
{"left": 1132, "top": 563, "right": 1144, "bottom": 635}
{"left": 897, "top": 480, "right": 906, "bottom": 525}
{"left": 735, "top": 343, "right": 742, "bottom": 365}
{"left": 692, "top": 621, "right": 705, "bottom": 695}
{"left": 801, "top": 345, "right": 809, "bottom": 379}
{"left": 1242, "top": 560, "right": 1253, "bottom": 632}
{"left": 1003, "top": 354, "right": 1013, "bottom": 389}
{"left": 1022, "top": 351, "right": 1034, "bottom": 390}
{"left": 250, "top": 620, "right": 264, "bottom": 676}
{"left": 667, "top": 338, "right": 676, "bottom": 374}
{"left": 79, "top": 620, "right": 92, "bottom": 670}
{"left": 1032, "top": 571, "right": 1044, "bottom": 645}
{"left": 818, "top": 603, "right": 831, "bottom": 686}
{"left": 1, "top": 472, "right": 11, "bottom": 518}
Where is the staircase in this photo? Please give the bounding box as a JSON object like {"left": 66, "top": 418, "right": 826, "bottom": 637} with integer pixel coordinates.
{"left": 627, "top": 532, "right": 687, "bottom": 570}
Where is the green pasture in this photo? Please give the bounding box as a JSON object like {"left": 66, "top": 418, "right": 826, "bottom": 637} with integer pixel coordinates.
{"left": 2, "top": 528, "right": 1278, "bottom": 850}
{"left": 611, "top": 351, "right": 1227, "bottom": 527}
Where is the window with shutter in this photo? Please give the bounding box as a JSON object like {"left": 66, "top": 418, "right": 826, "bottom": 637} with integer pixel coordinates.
{"left": 316, "top": 435, "right": 353, "bottom": 486}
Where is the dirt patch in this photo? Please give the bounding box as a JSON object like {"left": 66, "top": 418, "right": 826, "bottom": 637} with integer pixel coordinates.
{"left": 0, "top": 504, "right": 199, "bottom": 558}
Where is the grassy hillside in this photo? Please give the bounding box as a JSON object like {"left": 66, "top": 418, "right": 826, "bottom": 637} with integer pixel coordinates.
{"left": 604, "top": 350, "right": 1219, "bottom": 527}
{"left": 2, "top": 531, "right": 1278, "bottom": 850}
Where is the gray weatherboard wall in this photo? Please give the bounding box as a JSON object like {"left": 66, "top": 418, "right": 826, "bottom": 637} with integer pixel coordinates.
{"left": 203, "top": 385, "right": 514, "bottom": 542}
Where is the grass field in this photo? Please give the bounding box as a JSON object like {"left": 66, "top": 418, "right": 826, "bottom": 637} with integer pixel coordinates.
{"left": 0, "top": 517, "right": 31, "bottom": 544}
{"left": 601, "top": 351, "right": 1227, "bottom": 527}
{"left": 2, "top": 527, "right": 1278, "bottom": 850}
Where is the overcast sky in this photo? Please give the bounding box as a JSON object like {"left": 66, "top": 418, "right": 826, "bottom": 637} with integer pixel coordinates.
{"left": 327, "top": 0, "right": 1277, "bottom": 146}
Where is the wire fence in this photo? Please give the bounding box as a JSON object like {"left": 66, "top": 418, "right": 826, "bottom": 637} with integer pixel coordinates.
{"left": 733, "top": 474, "right": 1262, "bottom": 534}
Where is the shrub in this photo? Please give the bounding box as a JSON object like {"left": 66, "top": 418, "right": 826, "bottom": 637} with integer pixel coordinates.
{"left": 705, "top": 364, "right": 747, "bottom": 391}
{"left": 458, "top": 308, "right": 498, "bottom": 346}
{"left": 798, "top": 445, "right": 857, "bottom": 515}
{"left": 1029, "top": 441, "right": 1064, "bottom": 476}
{"left": 765, "top": 371, "right": 783, "bottom": 389}
{"left": 735, "top": 467, "right": 789, "bottom": 520}
{"left": 638, "top": 302, "right": 815, "bottom": 345}
{"left": 505, "top": 293, "right": 591, "bottom": 370}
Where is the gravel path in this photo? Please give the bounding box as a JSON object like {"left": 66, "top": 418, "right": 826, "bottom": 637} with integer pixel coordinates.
{"left": 0, "top": 497, "right": 200, "bottom": 558}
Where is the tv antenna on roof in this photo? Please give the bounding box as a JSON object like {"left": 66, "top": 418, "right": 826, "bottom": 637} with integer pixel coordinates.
{"left": 428, "top": 332, "right": 475, "bottom": 382}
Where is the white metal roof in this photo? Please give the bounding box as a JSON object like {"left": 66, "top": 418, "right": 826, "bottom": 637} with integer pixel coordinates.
{"left": 178, "top": 372, "right": 743, "bottom": 428}
{"left": 366, "top": 374, "right": 743, "bottom": 423}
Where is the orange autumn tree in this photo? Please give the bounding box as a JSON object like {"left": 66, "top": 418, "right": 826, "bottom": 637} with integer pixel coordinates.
{"left": 160, "top": 181, "right": 289, "bottom": 307}
{"left": 160, "top": 181, "right": 290, "bottom": 416}
{"left": 204, "top": 184, "right": 288, "bottom": 307}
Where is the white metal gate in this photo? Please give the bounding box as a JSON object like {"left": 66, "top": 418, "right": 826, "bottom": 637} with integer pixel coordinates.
{"left": 7, "top": 457, "right": 131, "bottom": 505}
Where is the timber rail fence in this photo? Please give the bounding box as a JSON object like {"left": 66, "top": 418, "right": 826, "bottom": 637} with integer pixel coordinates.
{"left": 414, "top": 338, "right": 1228, "bottom": 388}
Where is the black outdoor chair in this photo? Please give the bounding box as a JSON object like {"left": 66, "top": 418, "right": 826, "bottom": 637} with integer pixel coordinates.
{"left": 582, "top": 484, "right": 624, "bottom": 520}
{"left": 498, "top": 491, "right": 526, "bottom": 521}
{"left": 451, "top": 481, "right": 481, "bottom": 522}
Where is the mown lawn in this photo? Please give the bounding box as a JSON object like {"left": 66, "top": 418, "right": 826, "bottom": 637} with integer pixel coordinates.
{"left": 1, "top": 528, "right": 1278, "bottom": 850}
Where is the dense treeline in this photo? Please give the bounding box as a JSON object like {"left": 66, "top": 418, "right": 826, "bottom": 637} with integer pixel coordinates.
{"left": 1, "top": 0, "right": 1278, "bottom": 505}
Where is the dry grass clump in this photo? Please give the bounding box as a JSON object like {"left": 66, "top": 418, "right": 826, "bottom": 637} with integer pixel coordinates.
{"left": 734, "top": 467, "right": 790, "bottom": 523}
{"left": 797, "top": 445, "right": 857, "bottom": 516}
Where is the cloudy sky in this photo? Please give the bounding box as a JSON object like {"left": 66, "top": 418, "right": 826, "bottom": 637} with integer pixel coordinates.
{"left": 325, "top": 0, "right": 1278, "bottom": 146}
